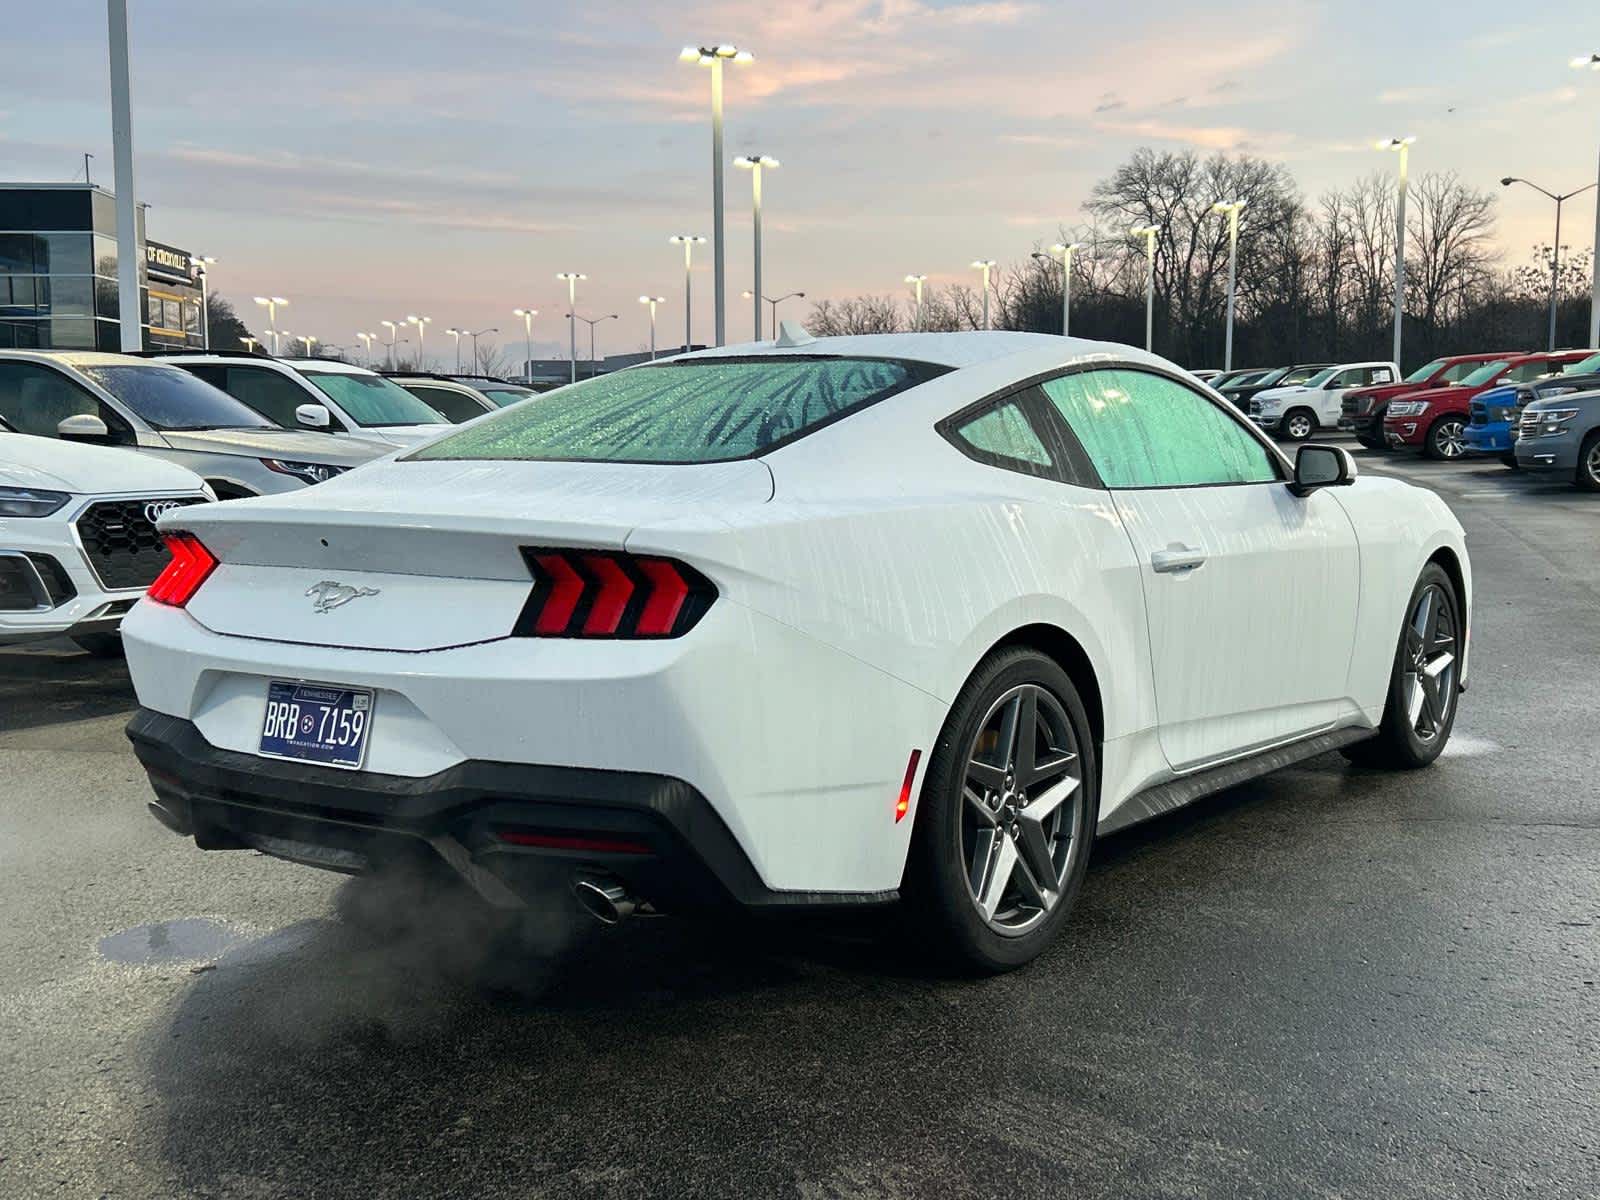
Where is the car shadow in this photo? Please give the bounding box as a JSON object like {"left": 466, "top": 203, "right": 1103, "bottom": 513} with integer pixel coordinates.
{"left": 0, "top": 639, "right": 134, "bottom": 733}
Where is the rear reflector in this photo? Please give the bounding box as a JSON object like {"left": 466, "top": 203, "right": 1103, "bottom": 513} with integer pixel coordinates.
{"left": 515, "top": 548, "right": 715, "bottom": 639}
{"left": 495, "top": 830, "right": 652, "bottom": 855}
{"left": 147, "top": 533, "right": 218, "bottom": 607}
{"left": 895, "top": 749, "right": 923, "bottom": 823}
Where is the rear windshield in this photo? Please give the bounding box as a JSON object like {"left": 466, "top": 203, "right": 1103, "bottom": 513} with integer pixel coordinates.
{"left": 300, "top": 370, "right": 448, "bottom": 428}
{"left": 479, "top": 386, "right": 534, "bottom": 408}
{"left": 408, "top": 356, "right": 947, "bottom": 464}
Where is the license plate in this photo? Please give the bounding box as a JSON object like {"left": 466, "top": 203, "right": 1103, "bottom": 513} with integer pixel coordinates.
{"left": 259, "top": 681, "right": 374, "bottom": 769}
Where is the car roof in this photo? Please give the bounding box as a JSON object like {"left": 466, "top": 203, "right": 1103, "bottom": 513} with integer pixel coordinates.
{"left": 0, "top": 349, "right": 169, "bottom": 369}
{"left": 279, "top": 358, "right": 376, "bottom": 374}
{"left": 667, "top": 330, "right": 1155, "bottom": 372}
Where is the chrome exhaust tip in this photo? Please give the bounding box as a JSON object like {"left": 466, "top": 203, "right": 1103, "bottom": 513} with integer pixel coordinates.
{"left": 573, "top": 876, "right": 637, "bottom": 925}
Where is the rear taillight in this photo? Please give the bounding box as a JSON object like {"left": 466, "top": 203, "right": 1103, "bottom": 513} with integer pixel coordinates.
{"left": 514, "top": 548, "right": 714, "bottom": 639}
{"left": 147, "top": 533, "right": 218, "bottom": 607}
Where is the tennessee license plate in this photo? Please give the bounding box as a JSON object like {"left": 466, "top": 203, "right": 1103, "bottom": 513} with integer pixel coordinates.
{"left": 259, "top": 681, "right": 374, "bottom": 769}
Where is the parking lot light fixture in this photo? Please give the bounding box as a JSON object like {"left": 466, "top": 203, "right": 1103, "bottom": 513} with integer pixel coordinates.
{"left": 467, "top": 327, "right": 497, "bottom": 372}
{"left": 512, "top": 309, "right": 538, "bottom": 381}
{"left": 578, "top": 313, "right": 619, "bottom": 378}
{"left": 904, "top": 274, "right": 927, "bottom": 331}
{"left": 735, "top": 155, "right": 780, "bottom": 340}
{"left": 405, "top": 315, "right": 431, "bottom": 367}
{"left": 241, "top": 336, "right": 258, "bottom": 354}
{"left": 380, "top": 319, "right": 400, "bottom": 368}
{"left": 682, "top": 44, "right": 754, "bottom": 348}
{"left": 556, "top": 273, "right": 585, "bottom": 383}
{"left": 356, "top": 331, "right": 377, "bottom": 363}
{"left": 1500, "top": 176, "right": 1598, "bottom": 351}
{"left": 253, "top": 296, "right": 288, "bottom": 354}
{"left": 295, "top": 334, "right": 317, "bottom": 357}
{"left": 1209, "top": 204, "right": 1245, "bottom": 369}
{"left": 1033, "top": 242, "right": 1085, "bottom": 339}
{"left": 970, "top": 260, "right": 996, "bottom": 330}
{"left": 1129, "top": 227, "right": 1160, "bottom": 352}
{"left": 669, "top": 235, "right": 706, "bottom": 353}
{"left": 1377, "top": 137, "right": 1415, "bottom": 370}
{"left": 639, "top": 296, "right": 666, "bottom": 360}
{"left": 1573, "top": 54, "right": 1600, "bottom": 347}
{"left": 444, "top": 327, "right": 463, "bottom": 372}
{"left": 192, "top": 256, "right": 217, "bottom": 350}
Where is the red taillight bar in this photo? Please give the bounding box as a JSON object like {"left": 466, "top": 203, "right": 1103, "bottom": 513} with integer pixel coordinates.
{"left": 147, "top": 533, "right": 218, "bottom": 607}
{"left": 515, "top": 548, "right": 715, "bottom": 640}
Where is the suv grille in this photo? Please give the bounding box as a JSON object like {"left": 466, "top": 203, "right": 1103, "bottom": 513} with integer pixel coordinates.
{"left": 74, "top": 497, "right": 204, "bottom": 591}
{"left": 1518, "top": 410, "right": 1543, "bottom": 438}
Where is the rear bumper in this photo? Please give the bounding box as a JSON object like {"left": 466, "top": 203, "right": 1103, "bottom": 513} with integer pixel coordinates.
{"left": 127, "top": 709, "right": 896, "bottom": 912}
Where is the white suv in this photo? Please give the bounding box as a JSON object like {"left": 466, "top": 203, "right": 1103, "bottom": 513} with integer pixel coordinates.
{"left": 1250, "top": 361, "right": 1399, "bottom": 441}
{"left": 1, "top": 430, "right": 209, "bottom": 654}
{"left": 163, "top": 355, "right": 452, "bottom": 449}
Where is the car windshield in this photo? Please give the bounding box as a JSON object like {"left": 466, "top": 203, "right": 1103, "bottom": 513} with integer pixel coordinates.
{"left": 300, "top": 370, "right": 447, "bottom": 427}
{"left": 1404, "top": 358, "right": 1450, "bottom": 383}
{"left": 79, "top": 365, "right": 274, "bottom": 431}
{"left": 1460, "top": 360, "right": 1512, "bottom": 386}
{"left": 1279, "top": 365, "right": 1328, "bottom": 386}
{"left": 1234, "top": 368, "right": 1285, "bottom": 388}
{"left": 1300, "top": 367, "right": 1339, "bottom": 387}
{"left": 409, "top": 356, "right": 947, "bottom": 464}
{"left": 479, "top": 387, "right": 534, "bottom": 408}
{"left": 1564, "top": 352, "right": 1600, "bottom": 375}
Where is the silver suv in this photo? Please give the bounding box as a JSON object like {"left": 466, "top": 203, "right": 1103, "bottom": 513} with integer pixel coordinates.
{"left": 1515, "top": 385, "right": 1600, "bottom": 490}
{"left": 0, "top": 351, "right": 389, "bottom": 498}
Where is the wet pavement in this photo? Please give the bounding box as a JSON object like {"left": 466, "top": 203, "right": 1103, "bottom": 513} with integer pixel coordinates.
{"left": 2, "top": 444, "right": 1597, "bottom": 1198}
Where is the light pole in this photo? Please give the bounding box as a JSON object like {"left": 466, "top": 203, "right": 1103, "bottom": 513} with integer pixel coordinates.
{"left": 406, "top": 315, "right": 431, "bottom": 367}
{"left": 512, "top": 309, "right": 538, "bottom": 381}
{"left": 1501, "top": 177, "right": 1597, "bottom": 351}
{"left": 356, "top": 332, "right": 377, "bottom": 364}
{"left": 192, "top": 255, "right": 216, "bottom": 349}
{"left": 735, "top": 155, "right": 780, "bottom": 340}
{"left": 639, "top": 296, "right": 666, "bottom": 360}
{"left": 970, "top": 260, "right": 996, "bottom": 330}
{"left": 681, "top": 44, "right": 754, "bottom": 348}
{"left": 469, "top": 327, "right": 497, "bottom": 373}
{"left": 107, "top": 0, "right": 141, "bottom": 351}
{"left": 1210, "top": 203, "right": 1245, "bottom": 370}
{"left": 380, "top": 319, "right": 400, "bottom": 368}
{"left": 241, "top": 336, "right": 258, "bottom": 354}
{"left": 1573, "top": 53, "right": 1600, "bottom": 348}
{"left": 1031, "top": 242, "right": 1085, "bottom": 338}
{"left": 444, "top": 327, "right": 463, "bottom": 372}
{"left": 669, "top": 234, "right": 705, "bottom": 353}
{"left": 905, "top": 274, "right": 927, "bottom": 331}
{"left": 254, "top": 296, "right": 288, "bottom": 354}
{"left": 556, "top": 272, "right": 585, "bottom": 383}
{"left": 1130, "top": 226, "right": 1160, "bottom": 352}
{"left": 743, "top": 290, "right": 805, "bottom": 332}
{"left": 578, "top": 314, "right": 618, "bottom": 378}
{"left": 295, "top": 334, "right": 317, "bottom": 357}
{"left": 1378, "top": 136, "right": 1415, "bottom": 369}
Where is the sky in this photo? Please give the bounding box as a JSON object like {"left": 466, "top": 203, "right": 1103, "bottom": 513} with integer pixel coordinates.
{"left": 3, "top": 0, "right": 1597, "bottom": 366}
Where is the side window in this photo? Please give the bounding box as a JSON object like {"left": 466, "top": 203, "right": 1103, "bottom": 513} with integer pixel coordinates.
{"left": 407, "top": 385, "right": 482, "bottom": 424}
{"left": 952, "top": 397, "right": 1056, "bottom": 474}
{"left": 0, "top": 362, "right": 106, "bottom": 438}
{"left": 1333, "top": 368, "right": 1365, "bottom": 388}
{"left": 1507, "top": 361, "right": 1549, "bottom": 383}
{"left": 1368, "top": 366, "right": 1395, "bottom": 385}
{"left": 222, "top": 366, "right": 326, "bottom": 428}
{"left": 1041, "top": 368, "right": 1280, "bottom": 489}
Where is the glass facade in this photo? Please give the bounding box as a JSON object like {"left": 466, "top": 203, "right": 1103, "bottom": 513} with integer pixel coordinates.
{"left": 0, "top": 185, "right": 203, "bottom": 351}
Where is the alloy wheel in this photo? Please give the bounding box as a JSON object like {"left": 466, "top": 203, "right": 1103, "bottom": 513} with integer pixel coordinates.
{"left": 1403, "top": 584, "right": 1457, "bottom": 742}
{"left": 1434, "top": 419, "right": 1465, "bottom": 459}
{"left": 1585, "top": 440, "right": 1600, "bottom": 486}
{"left": 961, "top": 684, "right": 1082, "bottom": 936}
{"left": 1286, "top": 413, "right": 1313, "bottom": 440}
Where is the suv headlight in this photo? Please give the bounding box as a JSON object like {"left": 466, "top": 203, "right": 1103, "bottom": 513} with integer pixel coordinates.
{"left": 0, "top": 486, "right": 71, "bottom": 518}
{"left": 1532, "top": 408, "right": 1578, "bottom": 437}
{"left": 1388, "top": 401, "right": 1428, "bottom": 417}
{"left": 260, "top": 459, "right": 347, "bottom": 485}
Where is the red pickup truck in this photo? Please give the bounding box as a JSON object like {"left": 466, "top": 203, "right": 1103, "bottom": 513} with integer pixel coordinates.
{"left": 1339, "top": 351, "right": 1520, "bottom": 449}
{"left": 1382, "top": 349, "right": 1594, "bottom": 458}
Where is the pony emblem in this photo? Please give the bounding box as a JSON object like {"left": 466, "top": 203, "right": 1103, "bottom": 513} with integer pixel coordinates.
{"left": 305, "top": 580, "right": 380, "bottom": 614}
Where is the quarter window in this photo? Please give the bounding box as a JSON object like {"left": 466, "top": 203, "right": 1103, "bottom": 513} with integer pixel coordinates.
{"left": 1041, "top": 368, "right": 1279, "bottom": 488}
{"left": 954, "top": 400, "right": 1054, "bottom": 469}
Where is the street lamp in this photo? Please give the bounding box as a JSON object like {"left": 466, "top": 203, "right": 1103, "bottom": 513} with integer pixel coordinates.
{"left": 253, "top": 296, "right": 288, "bottom": 354}
{"left": 468, "top": 327, "right": 498, "bottom": 371}
{"left": 1573, "top": 53, "right": 1600, "bottom": 348}
{"left": 1377, "top": 136, "right": 1415, "bottom": 369}
{"left": 578, "top": 314, "right": 619, "bottom": 378}
{"left": 905, "top": 274, "right": 927, "bottom": 331}
{"left": 444, "top": 327, "right": 463, "bottom": 372}
{"left": 1501, "top": 177, "right": 1598, "bottom": 351}
{"left": 639, "top": 296, "right": 666, "bottom": 360}
{"left": 970, "top": 260, "right": 996, "bottom": 330}
{"left": 669, "top": 234, "right": 706, "bottom": 353}
{"left": 241, "top": 336, "right": 258, "bottom": 354}
{"left": 735, "top": 155, "right": 780, "bottom": 340}
{"left": 406, "top": 315, "right": 431, "bottom": 367}
{"left": 356, "top": 331, "right": 377, "bottom": 363}
{"left": 1210, "top": 204, "right": 1246, "bottom": 370}
{"left": 742, "top": 290, "right": 805, "bottom": 332}
{"left": 380, "top": 319, "right": 401, "bottom": 368}
{"left": 192, "top": 255, "right": 216, "bottom": 349}
{"left": 513, "top": 309, "right": 538, "bottom": 381}
{"left": 681, "top": 43, "right": 754, "bottom": 347}
{"left": 1031, "top": 242, "right": 1086, "bottom": 338}
{"left": 556, "top": 272, "right": 585, "bottom": 383}
{"left": 295, "top": 334, "right": 317, "bottom": 357}
{"left": 1130, "top": 226, "right": 1160, "bottom": 352}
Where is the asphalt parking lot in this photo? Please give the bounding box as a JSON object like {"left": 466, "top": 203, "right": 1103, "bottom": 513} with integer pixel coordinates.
{"left": 2, "top": 441, "right": 1596, "bottom": 1200}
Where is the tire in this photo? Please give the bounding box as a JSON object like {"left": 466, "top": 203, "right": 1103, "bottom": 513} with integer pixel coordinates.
{"left": 1342, "top": 563, "right": 1461, "bottom": 770}
{"left": 1500, "top": 453, "right": 1519, "bottom": 469}
{"left": 902, "top": 647, "right": 1098, "bottom": 974}
{"left": 1575, "top": 431, "right": 1600, "bottom": 493}
{"left": 1423, "top": 415, "right": 1467, "bottom": 461}
{"left": 1280, "top": 408, "right": 1317, "bottom": 442}
{"left": 1356, "top": 433, "right": 1385, "bottom": 451}
{"left": 71, "top": 633, "right": 124, "bottom": 658}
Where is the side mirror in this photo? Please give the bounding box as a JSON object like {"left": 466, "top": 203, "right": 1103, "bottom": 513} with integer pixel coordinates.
{"left": 57, "top": 413, "right": 110, "bottom": 442}
{"left": 1292, "top": 444, "right": 1357, "bottom": 496}
{"left": 294, "top": 403, "right": 332, "bottom": 430}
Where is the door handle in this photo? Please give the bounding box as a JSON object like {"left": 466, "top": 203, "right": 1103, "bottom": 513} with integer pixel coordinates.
{"left": 1151, "top": 545, "right": 1206, "bottom": 574}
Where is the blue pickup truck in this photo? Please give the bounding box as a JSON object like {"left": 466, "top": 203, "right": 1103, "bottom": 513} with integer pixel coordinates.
{"left": 1464, "top": 353, "right": 1600, "bottom": 464}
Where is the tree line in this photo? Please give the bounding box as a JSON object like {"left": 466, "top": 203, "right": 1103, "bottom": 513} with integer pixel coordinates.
{"left": 807, "top": 148, "right": 1595, "bottom": 371}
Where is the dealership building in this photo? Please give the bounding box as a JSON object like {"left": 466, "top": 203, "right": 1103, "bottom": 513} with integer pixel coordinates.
{"left": 0, "top": 183, "right": 206, "bottom": 352}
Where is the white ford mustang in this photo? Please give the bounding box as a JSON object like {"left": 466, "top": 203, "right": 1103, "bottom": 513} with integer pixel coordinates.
{"left": 122, "top": 330, "right": 1470, "bottom": 972}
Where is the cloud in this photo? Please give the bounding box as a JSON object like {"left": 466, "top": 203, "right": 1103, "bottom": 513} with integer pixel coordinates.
{"left": 1094, "top": 93, "right": 1127, "bottom": 114}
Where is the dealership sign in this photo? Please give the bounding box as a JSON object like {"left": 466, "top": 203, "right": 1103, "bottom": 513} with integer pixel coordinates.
{"left": 145, "top": 241, "right": 193, "bottom": 283}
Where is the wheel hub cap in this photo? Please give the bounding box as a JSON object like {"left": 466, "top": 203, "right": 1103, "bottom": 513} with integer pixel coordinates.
{"left": 1402, "top": 584, "right": 1457, "bottom": 742}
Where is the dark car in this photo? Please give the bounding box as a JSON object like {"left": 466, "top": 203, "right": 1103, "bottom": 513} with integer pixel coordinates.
{"left": 1220, "top": 364, "right": 1331, "bottom": 409}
